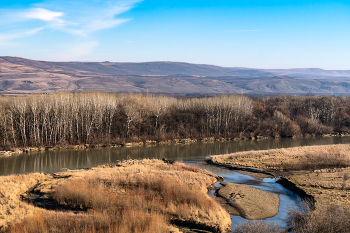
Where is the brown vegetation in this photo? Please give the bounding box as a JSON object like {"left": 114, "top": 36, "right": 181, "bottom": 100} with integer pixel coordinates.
{"left": 210, "top": 144, "right": 350, "bottom": 172}
{"left": 232, "top": 221, "right": 280, "bottom": 233}
{"left": 211, "top": 144, "right": 350, "bottom": 233}
{"left": 231, "top": 203, "right": 350, "bottom": 233}
{"left": 286, "top": 202, "right": 350, "bottom": 233}
{"left": 210, "top": 144, "right": 350, "bottom": 208}
{"left": 0, "top": 173, "right": 48, "bottom": 229}
{"left": 2, "top": 93, "right": 350, "bottom": 151}
{"left": 1, "top": 160, "right": 231, "bottom": 233}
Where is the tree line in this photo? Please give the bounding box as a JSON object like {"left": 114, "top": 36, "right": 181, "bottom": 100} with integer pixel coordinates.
{"left": 0, "top": 92, "right": 350, "bottom": 150}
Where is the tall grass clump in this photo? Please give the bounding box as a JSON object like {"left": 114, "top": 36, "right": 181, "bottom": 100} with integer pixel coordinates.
{"left": 286, "top": 203, "right": 350, "bottom": 233}
{"left": 2, "top": 162, "right": 231, "bottom": 233}
{"left": 232, "top": 221, "right": 280, "bottom": 233}
{"left": 6, "top": 211, "right": 168, "bottom": 233}
{"left": 51, "top": 175, "right": 215, "bottom": 225}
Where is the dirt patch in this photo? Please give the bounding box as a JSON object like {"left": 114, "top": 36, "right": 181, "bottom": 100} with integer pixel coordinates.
{"left": 216, "top": 182, "right": 280, "bottom": 220}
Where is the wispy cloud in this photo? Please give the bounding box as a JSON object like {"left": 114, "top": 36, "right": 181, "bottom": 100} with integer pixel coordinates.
{"left": 30, "top": 0, "right": 143, "bottom": 35}
{"left": 0, "top": 0, "right": 142, "bottom": 56}
{"left": 0, "top": 28, "right": 43, "bottom": 45}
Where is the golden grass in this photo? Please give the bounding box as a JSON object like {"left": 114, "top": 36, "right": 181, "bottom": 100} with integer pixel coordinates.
{"left": 210, "top": 144, "right": 350, "bottom": 171}
{"left": 286, "top": 202, "right": 350, "bottom": 233}
{"left": 8, "top": 210, "right": 170, "bottom": 233}
{"left": 286, "top": 167, "right": 350, "bottom": 208}
{"left": 232, "top": 221, "right": 280, "bottom": 233}
{"left": 1, "top": 160, "right": 231, "bottom": 233}
{"left": 0, "top": 173, "right": 48, "bottom": 229}
{"left": 210, "top": 144, "right": 350, "bottom": 208}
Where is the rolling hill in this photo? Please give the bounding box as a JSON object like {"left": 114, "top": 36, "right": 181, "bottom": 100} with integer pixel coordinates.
{"left": 0, "top": 56, "right": 349, "bottom": 95}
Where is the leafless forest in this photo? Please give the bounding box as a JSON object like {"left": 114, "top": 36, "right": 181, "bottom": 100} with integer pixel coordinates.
{"left": 0, "top": 92, "right": 349, "bottom": 150}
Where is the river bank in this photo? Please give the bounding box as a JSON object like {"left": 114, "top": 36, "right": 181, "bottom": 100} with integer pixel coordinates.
{"left": 0, "top": 159, "right": 231, "bottom": 233}
{"left": 0, "top": 137, "right": 243, "bottom": 157}
{"left": 208, "top": 144, "right": 350, "bottom": 208}
{"left": 216, "top": 182, "right": 280, "bottom": 220}
{"left": 2, "top": 133, "right": 350, "bottom": 158}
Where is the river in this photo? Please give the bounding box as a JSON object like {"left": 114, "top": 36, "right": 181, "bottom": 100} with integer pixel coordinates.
{"left": 1, "top": 136, "right": 350, "bottom": 230}
{"left": 1, "top": 136, "right": 350, "bottom": 176}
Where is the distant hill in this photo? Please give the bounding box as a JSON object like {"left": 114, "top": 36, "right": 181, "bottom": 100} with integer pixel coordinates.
{"left": 0, "top": 56, "right": 349, "bottom": 95}
{"left": 265, "top": 68, "right": 350, "bottom": 80}
{"left": 0, "top": 56, "right": 275, "bottom": 76}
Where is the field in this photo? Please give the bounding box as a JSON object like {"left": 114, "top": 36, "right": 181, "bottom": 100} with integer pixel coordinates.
{"left": 210, "top": 144, "right": 350, "bottom": 232}
{"left": 209, "top": 144, "right": 350, "bottom": 207}
{"left": 0, "top": 160, "right": 231, "bottom": 233}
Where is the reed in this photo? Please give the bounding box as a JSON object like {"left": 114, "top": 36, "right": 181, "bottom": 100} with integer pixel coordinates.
{"left": 2, "top": 161, "right": 231, "bottom": 232}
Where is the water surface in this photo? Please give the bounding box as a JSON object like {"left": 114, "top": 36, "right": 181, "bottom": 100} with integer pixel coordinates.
{"left": 1, "top": 136, "right": 350, "bottom": 176}
{"left": 1, "top": 136, "right": 347, "bottom": 230}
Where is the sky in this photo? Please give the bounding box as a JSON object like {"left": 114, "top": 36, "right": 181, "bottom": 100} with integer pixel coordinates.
{"left": 0, "top": 0, "right": 350, "bottom": 69}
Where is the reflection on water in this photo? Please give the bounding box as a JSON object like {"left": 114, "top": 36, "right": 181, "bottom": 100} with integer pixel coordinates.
{"left": 1, "top": 136, "right": 350, "bottom": 176}
{"left": 1, "top": 137, "right": 345, "bottom": 230}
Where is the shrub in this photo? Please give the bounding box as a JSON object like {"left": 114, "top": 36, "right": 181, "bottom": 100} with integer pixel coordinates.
{"left": 232, "top": 221, "right": 280, "bottom": 233}
{"left": 286, "top": 203, "right": 350, "bottom": 233}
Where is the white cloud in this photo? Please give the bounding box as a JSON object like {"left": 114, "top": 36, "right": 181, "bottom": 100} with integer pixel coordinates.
{"left": 0, "top": 0, "right": 142, "bottom": 59}
{"left": 24, "top": 8, "right": 64, "bottom": 22}
{"left": 1, "top": 0, "right": 142, "bottom": 36}
{"left": 34, "top": 0, "right": 142, "bottom": 35}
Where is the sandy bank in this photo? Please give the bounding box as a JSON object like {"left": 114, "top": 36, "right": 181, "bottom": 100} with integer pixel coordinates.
{"left": 216, "top": 182, "right": 280, "bottom": 220}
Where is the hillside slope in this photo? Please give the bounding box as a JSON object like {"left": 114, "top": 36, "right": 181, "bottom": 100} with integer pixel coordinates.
{"left": 0, "top": 56, "right": 349, "bottom": 95}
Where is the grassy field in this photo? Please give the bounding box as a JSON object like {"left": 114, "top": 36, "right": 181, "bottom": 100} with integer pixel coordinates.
{"left": 210, "top": 144, "right": 350, "bottom": 232}
{"left": 210, "top": 144, "right": 350, "bottom": 172}
{"left": 0, "top": 160, "right": 231, "bottom": 233}
{"left": 209, "top": 144, "right": 350, "bottom": 207}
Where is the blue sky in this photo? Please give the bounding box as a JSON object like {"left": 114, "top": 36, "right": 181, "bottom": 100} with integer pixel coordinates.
{"left": 0, "top": 0, "right": 349, "bottom": 69}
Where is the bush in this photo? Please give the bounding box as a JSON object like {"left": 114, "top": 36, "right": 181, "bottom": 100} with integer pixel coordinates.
{"left": 232, "top": 221, "right": 280, "bottom": 233}
{"left": 286, "top": 203, "right": 350, "bottom": 233}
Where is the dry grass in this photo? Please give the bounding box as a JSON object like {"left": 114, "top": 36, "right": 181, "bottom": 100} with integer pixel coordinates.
{"left": 1, "top": 160, "right": 231, "bottom": 233}
{"left": 0, "top": 173, "right": 48, "bottom": 229}
{"left": 7, "top": 210, "right": 170, "bottom": 233}
{"left": 285, "top": 167, "right": 350, "bottom": 208}
{"left": 231, "top": 202, "right": 350, "bottom": 233}
{"left": 210, "top": 144, "right": 350, "bottom": 209}
{"left": 232, "top": 221, "right": 281, "bottom": 233}
{"left": 286, "top": 202, "right": 350, "bottom": 233}
{"left": 210, "top": 144, "right": 350, "bottom": 172}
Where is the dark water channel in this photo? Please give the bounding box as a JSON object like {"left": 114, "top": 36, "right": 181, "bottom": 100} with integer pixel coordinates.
{"left": 1, "top": 136, "right": 350, "bottom": 229}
